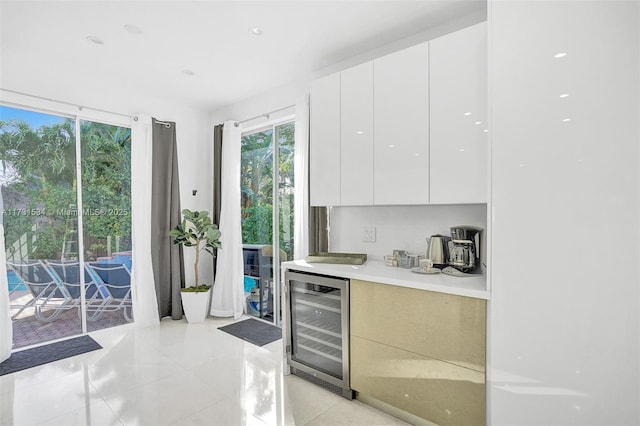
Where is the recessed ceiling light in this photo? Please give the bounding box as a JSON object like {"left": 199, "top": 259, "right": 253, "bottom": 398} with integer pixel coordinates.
{"left": 562, "top": 118, "right": 571, "bottom": 122}
{"left": 560, "top": 93, "right": 569, "bottom": 98}
{"left": 388, "top": 144, "right": 395, "bottom": 148}
{"left": 86, "top": 36, "right": 104, "bottom": 45}
{"left": 182, "top": 69, "right": 195, "bottom": 76}
{"left": 124, "top": 24, "right": 143, "bottom": 35}
{"left": 249, "top": 27, "right": 263, "bottom": 36}
{"left": 356, "top": 131, "right": 364, "bottom": 134}
{"left": 554, "top": 52, "right": 567, "bottom": 58}
{"left": 474, "top": 121, "right": 482, "bottom": 125}
{"left": 458, "top": 148, "right": 465, "bottom": 152}
{"left": 464, "top": 112, "right": 472, "bottom": 116}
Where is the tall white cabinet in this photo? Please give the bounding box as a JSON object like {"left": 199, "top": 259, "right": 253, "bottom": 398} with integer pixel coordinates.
{"left": 430, "top": 22, "right": 487, "bottom": 204}
{"left": 340, "top": 62, "right": 374, "bottom": 205}
{"left": 309, "top": 73, "right": 341, "bottom": 206}
{"left": 373, "top": 42, "right": 430, "bottom": 205}
{"left": 490, "top": 2, "right": 639, "bottom": 424}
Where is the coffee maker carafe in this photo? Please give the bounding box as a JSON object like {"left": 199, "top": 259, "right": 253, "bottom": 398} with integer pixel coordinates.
{"left": 448, "top": 226, "right": 483, "bottom": 274}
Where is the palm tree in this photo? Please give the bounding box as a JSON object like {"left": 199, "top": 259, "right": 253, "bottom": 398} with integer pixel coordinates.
{"left": 0, "top": 116, "right": 132, "bottom": 259}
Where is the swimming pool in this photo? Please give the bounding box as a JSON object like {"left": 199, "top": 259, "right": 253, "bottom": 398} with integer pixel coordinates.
{"left": 111, "top": 253, "right": 132, "bottom": 271}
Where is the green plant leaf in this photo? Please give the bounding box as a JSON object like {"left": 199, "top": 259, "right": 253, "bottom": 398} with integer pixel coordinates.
{"left": 170, "top": 209, "right": 221, "bottom": 284}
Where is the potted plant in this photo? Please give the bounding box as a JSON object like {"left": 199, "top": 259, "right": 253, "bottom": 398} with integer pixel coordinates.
{"left": 170, "top": 208, "right": 221, "bottom": 323}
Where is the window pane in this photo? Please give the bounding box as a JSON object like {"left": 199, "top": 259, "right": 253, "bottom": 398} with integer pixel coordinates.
{"left": 277, "top": 121, "right": 295, "bottom": 262}
{"left": 1, "top": 105, "right": 82, "bottom": 347}
{"left": 241, "top": 129, "right": 274, "bottom": 246}
{"left": 241, "top": 128, "right": 275, "bottom": 322}
{"left": 80, "top": 120, "right": 133, "bottom": 328}
{"left": 240, "top": 121, "right": 295, "bottom": 325}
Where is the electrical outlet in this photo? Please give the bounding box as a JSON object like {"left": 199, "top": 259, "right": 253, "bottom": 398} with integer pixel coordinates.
{"left": 363, "top": 226, "right": 376, "bottom": 242}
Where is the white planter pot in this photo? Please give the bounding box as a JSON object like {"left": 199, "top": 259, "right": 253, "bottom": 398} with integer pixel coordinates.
{"left": 181, "top": 287, "right": 212, "bottom": 323}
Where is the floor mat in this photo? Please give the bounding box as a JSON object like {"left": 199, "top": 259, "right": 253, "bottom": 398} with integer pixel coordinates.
{"left": 218, "top": 318, "right": 282, "bottom": 347}
{"left": 0, "top": 335, "right": 102, "bottom": 376}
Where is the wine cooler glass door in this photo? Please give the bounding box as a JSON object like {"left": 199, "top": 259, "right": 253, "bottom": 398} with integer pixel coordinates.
{"left": 286, "top": 271, "right": 349, "bottom": 388}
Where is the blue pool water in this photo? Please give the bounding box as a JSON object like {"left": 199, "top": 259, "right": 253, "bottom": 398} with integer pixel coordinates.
{"left": 110, "top": 254, "right": 132, "bottom": 271}
{"left": 8, "top": 270, "right": 26, "bottom": 291}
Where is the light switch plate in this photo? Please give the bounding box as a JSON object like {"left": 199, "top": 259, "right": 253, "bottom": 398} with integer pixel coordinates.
{"left": 363, "top": 226, "right": 376, "bottom": 242}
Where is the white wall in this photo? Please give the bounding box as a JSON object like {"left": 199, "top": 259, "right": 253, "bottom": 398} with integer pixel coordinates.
{"left": 329, "top": 204, "right": 486, "bottom": 260}
{"left": 0, "top": 86, "right": 214, "bottom": 286}
{"left": 489, "top": 1, "right": 639, "bottom": 424}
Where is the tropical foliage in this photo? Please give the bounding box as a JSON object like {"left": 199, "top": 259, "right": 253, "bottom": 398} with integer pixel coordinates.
{"left": 0, "top": 111, "right": 131, "bottom": 261}
{"left": 240, "top": 122, "right": 295, "bottom": 260}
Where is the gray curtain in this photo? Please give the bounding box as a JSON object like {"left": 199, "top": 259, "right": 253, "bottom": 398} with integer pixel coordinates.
{"left": 212, "top": 124, "right": 223, "bottom": 278}
{"left": 150, "top": 119, "right": 184, "bottom": 320}
{"left": 309, "top": 206, "right": 328, "bottom": 254}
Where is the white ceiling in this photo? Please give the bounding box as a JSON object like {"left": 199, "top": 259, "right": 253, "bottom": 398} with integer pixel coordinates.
{"left": 0, "top": 0, "right": 486, "bottom": 112}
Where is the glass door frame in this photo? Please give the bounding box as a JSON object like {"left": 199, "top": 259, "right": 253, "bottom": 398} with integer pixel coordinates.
{"left": 241, "top": 114, "right": 295, "bottom": 326}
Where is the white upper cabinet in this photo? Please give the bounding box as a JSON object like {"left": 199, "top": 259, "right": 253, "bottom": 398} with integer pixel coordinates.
{"left": 341, "top": 61, "right": 374, "bottom": 205}
{"left": 429, "top": 22, "right": 488, "bottom": 204}
{"left": 309, "top": 22, "right": 488, "bottom": 207}
{"left": 374, "top": 42, "right": 430, "bottom": 205}
{"left": 310, "top": 72, "right": 341, "bottom": 206}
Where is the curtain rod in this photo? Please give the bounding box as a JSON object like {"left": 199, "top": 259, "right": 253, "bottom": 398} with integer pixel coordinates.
{"left": 0, "top": 88, "right": 138, "bottom": 121}
{"left": 233, "top": 104, "right": 295, "bottom": 127}
{"left": 154, "top": 119, "right": 172, "bottom": 128}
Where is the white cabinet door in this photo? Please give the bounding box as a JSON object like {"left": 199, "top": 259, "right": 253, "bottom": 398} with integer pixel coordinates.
{"left": 429, "top": 22, "right": 488, "bottom": 204}
{"left": 374, "top": 42, "right": 430, "bottom": 205}
{"left": 310, "top": 72, "right": 341, "bottom": 206}
{"left": 341, "top": 62, "right": 374, "bottom": 205}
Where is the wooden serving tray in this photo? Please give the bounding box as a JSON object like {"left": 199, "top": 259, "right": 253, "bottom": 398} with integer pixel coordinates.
{"left": 305, "top": 252, "right": 367, "bottom": 265}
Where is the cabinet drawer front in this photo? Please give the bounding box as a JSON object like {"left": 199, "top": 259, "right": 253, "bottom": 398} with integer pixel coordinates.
{"left": 351, "top": 336, "right": 485, "bottom": 426}
{"left": 350, "top": 279, "right": 486, "bottom": 371}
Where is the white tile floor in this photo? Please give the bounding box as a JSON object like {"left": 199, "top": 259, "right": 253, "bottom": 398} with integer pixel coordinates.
{"left": 0, "top": 316, "right": 410, "bottom": 426}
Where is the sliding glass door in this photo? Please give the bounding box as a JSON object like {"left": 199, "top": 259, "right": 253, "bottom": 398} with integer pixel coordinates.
{"left": 1, "top": 105, "right": 132, "bottom": 349}
{"left": 240, "top": 119, "right": 295, "bottom": 325}
{"left": 80, "top": 119, "right": 133, "bottom": 328}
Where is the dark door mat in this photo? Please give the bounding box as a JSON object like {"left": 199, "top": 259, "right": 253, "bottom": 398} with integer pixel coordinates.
{"left": 0, "top": 335, "right": 102, "bottom": 376}
{"left": 218, "top": 318, "right": 282, "bottom": 347}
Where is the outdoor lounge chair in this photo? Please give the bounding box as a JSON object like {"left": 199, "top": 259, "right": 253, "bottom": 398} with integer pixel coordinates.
{"left": 46, "top": 260, "right": 106, "bottom": 321}
{"left": 7, "top": 260, "right": 74, "bottom": 322}
{"left": 86, "top": 263, "right": 133, "bottom": 322}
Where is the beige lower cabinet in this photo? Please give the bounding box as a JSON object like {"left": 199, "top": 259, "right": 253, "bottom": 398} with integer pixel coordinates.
{"left": 350, "top": 279, "right": 486, "bottom": 425}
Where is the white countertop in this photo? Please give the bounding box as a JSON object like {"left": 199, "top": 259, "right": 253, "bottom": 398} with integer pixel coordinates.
{"left": 282, "top": 259, "right": 489, "bottom": 300}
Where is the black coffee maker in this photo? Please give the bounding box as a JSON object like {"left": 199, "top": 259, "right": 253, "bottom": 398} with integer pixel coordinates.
{"left": 448, "top": 226, "right": 483, "bottom": 273}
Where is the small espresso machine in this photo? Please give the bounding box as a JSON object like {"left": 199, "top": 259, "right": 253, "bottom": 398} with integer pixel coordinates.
{"left": 448, "top": 225, "right": 484, "bottom": 274}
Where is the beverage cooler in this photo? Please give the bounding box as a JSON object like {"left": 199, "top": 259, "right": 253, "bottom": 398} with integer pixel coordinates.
{"left": 284, "top": 270, "right": 353, "bottom": 399}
